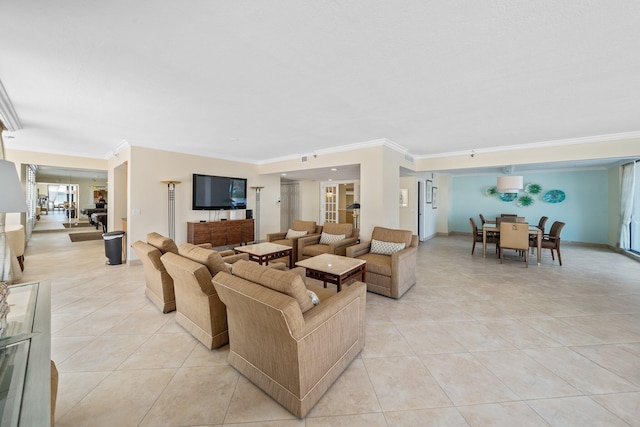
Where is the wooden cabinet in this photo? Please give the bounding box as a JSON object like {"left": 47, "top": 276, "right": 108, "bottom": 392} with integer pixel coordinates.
{"left": 187, "top": 219, "right": 255, "bottom": 247}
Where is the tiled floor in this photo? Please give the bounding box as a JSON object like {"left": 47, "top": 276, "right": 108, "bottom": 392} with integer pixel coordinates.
{"left": 20, "top": 219, "right": 640, "bottom": 426}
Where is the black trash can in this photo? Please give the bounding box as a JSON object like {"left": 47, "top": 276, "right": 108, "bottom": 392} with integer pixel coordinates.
{"left": 103, "top": 231, "right": 125, "bottom": 265}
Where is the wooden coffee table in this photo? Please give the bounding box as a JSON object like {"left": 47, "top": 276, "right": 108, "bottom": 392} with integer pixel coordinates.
{"left": 234, "top": 242, "right": 293, "bottom": 266}
{"left": 296, "top": 253, "right": 366, "bottom": 292}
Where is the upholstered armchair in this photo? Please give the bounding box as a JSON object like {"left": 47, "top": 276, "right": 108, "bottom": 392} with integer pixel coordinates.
{"left": 298, "top": 222, "right": 359, "bottom": 260}
{"left": 346, "top": 226, "right": 418, "bottom": 299}
{"left": 132, "top": 232, "right": 180, "bottom": 313}
{"left": 160, "top": 244, "right": 233, "bottom": 349}
{"left": 212, "top": 259, "right": 366, "bottom": 418}
{"left": 266, "top": 220, "right": 322, "bottom": 265}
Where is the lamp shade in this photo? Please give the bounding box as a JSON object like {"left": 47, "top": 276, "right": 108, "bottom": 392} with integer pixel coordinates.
{"left": 497, "top": 175, "right": 523, "bottom": 193}
{"left": 0, "top": 160, "right": 26, "bottom": 213}
{"left": 346, "top": 202, "right": 360, "bottom": 209}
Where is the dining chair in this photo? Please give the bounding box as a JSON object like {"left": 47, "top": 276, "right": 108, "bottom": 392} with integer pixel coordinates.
{"left": 530, "top": 216, "right": 549, "bottom": 253}
{"left": 479, "top": 214, "right": 486, "bottom": 225}
{"left": 499, "top": 222, "right": 529, "bottom": 267}
{"left": 501, "top": 214, "right": 517, "bottom": 217}
{"left": 533, "top": 221, "right": 566, "bottom": 265}
{"left": 470, "top": 217, "right": 497, "bottom": 255}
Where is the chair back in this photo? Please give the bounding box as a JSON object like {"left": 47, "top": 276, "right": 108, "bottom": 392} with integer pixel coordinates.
{"left": 548, "top": 221, "right": 565, "bottom": 239}
{"left": 501, "top": 213, "right": 517, "bottom": 217}
{"left": 516, "top": 217, "right": 526, "bottom": 223}
{"left": 479, "top": 214, "right": 486, "bottom": 225}
{"left": 537, "top": 216, "right": 549, "bottom": 234}
{"left": 499, "top": 222, "right": 529, "bottom": 251}
{"left": 500, "top": 216, "right": 517, "bottom": 223}
{"left": 469, "top": 217, "right": 479, "bottom": 233}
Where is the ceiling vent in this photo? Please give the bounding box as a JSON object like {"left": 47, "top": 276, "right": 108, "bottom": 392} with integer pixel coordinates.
{"left": 301, "top": 155, "right": 308, "bottom": 163}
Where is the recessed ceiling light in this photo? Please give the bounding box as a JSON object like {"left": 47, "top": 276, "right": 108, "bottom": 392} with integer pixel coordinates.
{"left": 328, "top": 179, "right": 333, "bottom": 181}
{"left": 331, "top": 168, "right": 337, "bottom": 171}
{"left": 281, "top": 173, "right": 287, "bottom": 176}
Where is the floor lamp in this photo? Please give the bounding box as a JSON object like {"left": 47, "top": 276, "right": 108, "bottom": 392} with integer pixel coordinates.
{"left": 0, "top": 160, "right": 26, "bottom": 284}
{"left": 161, "top": 181, "right": 181, "bottom": 240}
{"left": 251, "top": 186, "right": 264, "bottom": 242}
{"left": 346, "top": 202, "right": 360, "bottom": 229}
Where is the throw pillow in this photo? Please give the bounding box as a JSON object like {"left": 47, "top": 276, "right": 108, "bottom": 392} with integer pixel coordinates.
{"left": 370, "top": 239, "right": 406, "bottom": 255}
{"left": 319, "top": 232, "right": 345, "bottom": 245}
{"left": 307, "top": 289, "right": 320, "bottom": 306}
{"left": 285, "top": 229, "right": 308, "bottom": 239}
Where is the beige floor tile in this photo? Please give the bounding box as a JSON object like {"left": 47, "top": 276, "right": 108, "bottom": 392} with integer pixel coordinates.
{"left": 398, "top": 322, "right": 466, "bottom": 355}
{"left": 307, "top": 359, "right": 382, "bottom": 417}
{"left": 51, "top": 335, "right": 96, "bottom": 364}
{"left": 384, "top": 407, "right": 469, "bottom": 426}
{"left": 182, "top": 342, "right": 230, "bottom": 367}
{"left": 56, "top": 368, "right": 176, "bottom": 427}
{"left": 363, "top": 356, "right": 451, "bottom": 411}
{"left": 139, "top": 366, "right": 238, "bottom": 426}
{"left": 473, "top": 350, "right": 579, "bottom": 399}
{"left": 224, "top": 421, "right": 304, "bottom": 427}
{"left": 57, "top": 334, "right": 149, "bottom": 372}
{"left": 571, "top": 344, "right": 640, "bottom": 387}
{"left": 524, "top": 347, "right": 638, "bottom": 394}
{"left": 118, "top": 332, "right": 198, "bottom": 369}
{"left": 421, "top": 353, "right": 518, "bottom": 406}
{"left": 441, "top": 321, "right": 515, "bottom": 352}
{"left": 103, "top": 306, "right": 172, "bottom": 335}
{"left": 306, "top": 413, "right": 389, "bottom": 426}
{"left": 54, "top": 309, "right": 130, "bottom": 336}
{"left": 457, "top": 401, "right": 548, "bottom": 427}
{"left": 591, "top": 392, "right": 640, "bottom": 426}
{"left": 560, "top": 315, "right": 640, "bottom": 344}
{"left": 362, "top": 325, "right": 415, "bottom": 358}
{"left": 519, "top": 317, "right": 604, "bottom": 346}
{"left": 54, "top": 371, "right": 110, "bottom": 422}
{"left": 528, "top": 396, "right": 629, "bottom": 427}
{"left": 480, "top": 318, "right": 563, "bottom": 349}
{"left": 223, "top": 375, "right": 298, "bottom": 424}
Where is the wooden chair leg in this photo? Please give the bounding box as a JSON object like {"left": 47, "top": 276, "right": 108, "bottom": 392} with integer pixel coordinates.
{"left": 471, "top": 240, "right": 476, "bottom": 255}
{"left": 557, "top": 247, "right": 562, "bottom": 266}
{"left": 18, "top": 255, "right": 24, "bottom": 271}
{"left": 550, "top": 248, "right": 555, "bottom": 261}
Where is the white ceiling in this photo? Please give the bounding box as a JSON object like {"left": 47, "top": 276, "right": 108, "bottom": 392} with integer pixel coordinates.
{"left": 1, "top": 1, "right": 639, "bottom": 168}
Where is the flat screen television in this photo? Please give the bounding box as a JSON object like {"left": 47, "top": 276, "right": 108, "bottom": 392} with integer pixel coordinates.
{"left": 192, "top": 174, "right": 247, "bottom": 210}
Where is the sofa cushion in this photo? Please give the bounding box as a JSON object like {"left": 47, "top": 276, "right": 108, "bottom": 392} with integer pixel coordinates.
{"left": 231, "top": 260, "right": 314, "bottom": 313}
{"left": 322, "top": 222, "right": 353, "bottom": 238}
{"left": 178, "top": 243, "right": 229, "bottom": 276}
{"left": 291, "top": 220, "right": 317, "bottom": 235}
{"left": 302, "top": 244, "right": 332, "bottom": 257}
{"left": 370, "top": 239, "right": 406, "bottom": 256}
{"left": 147, "top": 232, "right": 179, "bottom": 254}
{"left": 319, "top": 232, "right": 345, "bottom": 245}
{"left": 357, "top": 252, "right": 392, "bottom": 276}
{"left": 285, "top": 229, "right": 308, "bottom": 239}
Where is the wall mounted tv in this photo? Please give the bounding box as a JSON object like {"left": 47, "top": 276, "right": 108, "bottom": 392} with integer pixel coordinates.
{"left": 192, "top": 174, "right": 247, "bottom": 210}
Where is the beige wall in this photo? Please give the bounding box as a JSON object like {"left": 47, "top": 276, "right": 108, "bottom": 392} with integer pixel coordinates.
{"left": 399, "top": 176, "right": 417, "bottom": 234}
{"left": 299, "top": 180, "right": 320, "bottom": 223}
{"left": 123, "top": 146, "right": 280, "bottom": 260}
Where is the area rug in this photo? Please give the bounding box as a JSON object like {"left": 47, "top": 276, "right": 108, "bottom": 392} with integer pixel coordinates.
{"left": 62, "top": 222, "right": 93, "bottom": 228}
{"left": 69, "top": 232, "right": 103, "bottom": 242}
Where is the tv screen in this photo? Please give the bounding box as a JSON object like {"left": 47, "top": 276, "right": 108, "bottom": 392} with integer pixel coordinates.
{"left": 192, "top": 174, "right": 247, "bottom": 210}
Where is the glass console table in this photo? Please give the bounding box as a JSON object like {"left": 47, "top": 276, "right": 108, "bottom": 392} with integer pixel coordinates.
{"left": 0, "top": 282, "right": 51, "bottom": 427}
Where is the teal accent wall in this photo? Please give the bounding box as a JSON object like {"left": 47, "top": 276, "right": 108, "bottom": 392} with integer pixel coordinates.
{"left": 451, "top": 169, "right": 609, "bottom": 244}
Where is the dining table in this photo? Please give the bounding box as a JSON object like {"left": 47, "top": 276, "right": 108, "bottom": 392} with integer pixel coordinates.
{"left": 482, "top": 222, "right": 542, "bottom": 265}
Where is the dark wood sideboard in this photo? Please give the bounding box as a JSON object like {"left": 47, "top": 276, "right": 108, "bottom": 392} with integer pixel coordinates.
{"left": 187, "top": 219, "right": 255, "bottom": 247}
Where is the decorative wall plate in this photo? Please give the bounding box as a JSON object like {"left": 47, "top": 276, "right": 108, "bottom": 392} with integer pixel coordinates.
{"left": 516, "top": 195, "right": 534, "bottom": 207}
{"left": 499, "top": 192, "right": 518, "bottom": 202}
{"left": 485, "top": 186, "right": 499, "bottom": 197}
{"left": 525, "top": 183, "right": 542, "bottom": 195}
{"left": 543, "top": 189, "right": 566, "bottom": 203}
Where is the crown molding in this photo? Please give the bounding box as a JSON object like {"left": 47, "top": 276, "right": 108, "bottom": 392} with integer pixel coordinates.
{"left": 256, "top": 138, "right": 409, "bottom": 165}
{"left": 414, "top": 131, "right": 640, "bottom": 160}
{"left": 0, "top": 80, "right": 22, "bottom": 132}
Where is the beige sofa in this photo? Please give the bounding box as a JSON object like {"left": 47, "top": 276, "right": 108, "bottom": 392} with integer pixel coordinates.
{"left": 266, "top": 220, "right": 322, "bottom": 265}
{"left": 212, "top": 259, "right": 366, "bottom": 418}
{"left": 160, "top": 244, "right": 232, "bottom": 349}
{"left": 298, "top": 222, "right": 359, "bottom": 260}
{"left": 346, "top": 226, "right": 418, "bottom": 299}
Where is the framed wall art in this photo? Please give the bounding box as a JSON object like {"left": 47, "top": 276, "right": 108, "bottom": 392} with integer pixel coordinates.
{"left": 426, "top": 180, "right": 432, "bottom": 203}
{"left": 432, "top": 187, "right": 438, "bottom": 209}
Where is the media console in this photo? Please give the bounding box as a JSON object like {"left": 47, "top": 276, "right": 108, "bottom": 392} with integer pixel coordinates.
{"left": 187, "top": 219, "right": 255, "bottom": 247}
